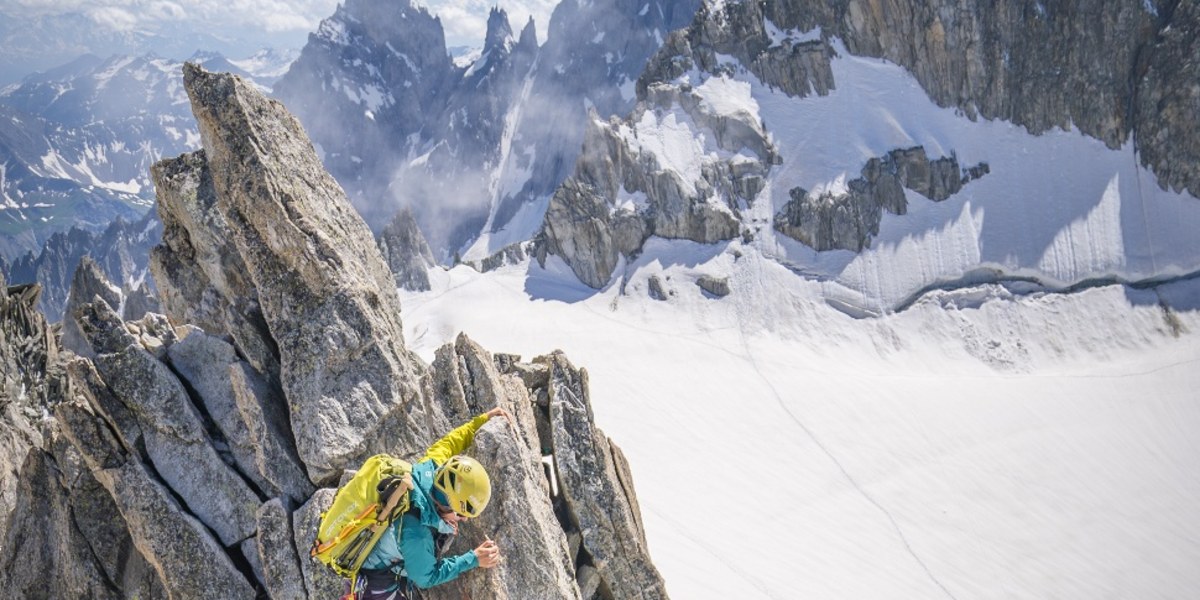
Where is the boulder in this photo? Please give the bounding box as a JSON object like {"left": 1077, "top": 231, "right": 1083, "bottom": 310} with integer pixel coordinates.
{"left": 55, "top": 397, "right": 256, "bottom": 599}
{"left": 168, "top": 329, "right": 315, "bottom": 502}
{"left": 256, "top": 498, "right": 308, "bottom": 600}
{"left": 77, "top": 298, "right": 261, "bottom": 546}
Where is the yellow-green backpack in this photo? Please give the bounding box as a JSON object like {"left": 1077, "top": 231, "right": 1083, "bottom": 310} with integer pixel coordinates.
{"left": 310, "top": 454, "right": 413, "bottom": 583}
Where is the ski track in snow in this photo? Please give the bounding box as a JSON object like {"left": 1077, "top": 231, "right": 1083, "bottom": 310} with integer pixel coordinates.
{"left": 737, "top": 256, "right": 961, "bottom": 600}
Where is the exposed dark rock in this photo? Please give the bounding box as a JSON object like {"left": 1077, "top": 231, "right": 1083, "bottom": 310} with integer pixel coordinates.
{"left": 697, "top": 275, "right": 731, "bottom": 297}
{"left": 739, "top": 0, "right": 1199, "bottom": 197}
{"left": 541, "top": 102, "right": 758, "bottom": 288}
{"left": 774, "top": 146, "right": 987, "bottom": 251}
{"left": 478, "top": 242, "right": 530, "bottom": 273}
{"left": 648, "top": 275, "right": 669, "bottom": 301}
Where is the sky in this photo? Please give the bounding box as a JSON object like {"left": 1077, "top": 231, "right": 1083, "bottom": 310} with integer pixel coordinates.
{"left": 1, "top": 0, "right": 558, "bottom": 51}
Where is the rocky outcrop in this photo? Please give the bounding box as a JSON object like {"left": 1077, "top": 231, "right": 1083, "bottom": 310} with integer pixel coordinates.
{"left": 540, "top": 352, "right": 667, "bottom": 598}
{"left": 2, "top": 64, "right": 667, "bottom": 600}
{"left": 181, "top": 63, "right": 434, "bottom": 481}
{"left": 0, "top": 282, "right": 61, "bottom": 535}
{"left": 76, "top": 297, "right": 260, "bottom": 546}
{"left": 0, "top": 427, "right": 140, "bottom": 599}
{"left": 697, "top": 275, "right": 731, "bottom": 297}
{"left": 61, "top": 256, "right": 122, "bottom": 358}
{"left": 149, "top": 148, "right": 279, "bottom": 380}
{"left": 541, "top": 95, "right": 769, "bottom": 288}
{"left": 55, "top": 384, "right": 256, "bottom": 599}
{"left": 167, "top": 329, "right": 314, "bottom": 503}
{"left": 774, "top": 146, "right": 988, "bottom": 251}
{"left": 377, "top": 207, "right": 436, "bottom": 291}
{"left": 638, "top": 0, "right": 836, "bottom": 100}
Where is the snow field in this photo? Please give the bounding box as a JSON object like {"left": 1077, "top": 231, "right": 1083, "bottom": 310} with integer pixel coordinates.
{"left": 399, "top": 249, "right": 1200, "bottom": 599}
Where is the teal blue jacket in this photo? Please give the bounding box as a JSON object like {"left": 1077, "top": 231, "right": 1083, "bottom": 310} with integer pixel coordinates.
{"left": 362, "top": 414, "right": 490, "bottom": 589}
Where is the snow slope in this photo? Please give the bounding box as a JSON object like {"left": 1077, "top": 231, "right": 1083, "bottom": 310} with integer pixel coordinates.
{"left": 399, "top": 249, "right": 1200, "bottom": 599}
{"left": 635, "top": 38, "right": 1200, "bottom": 314}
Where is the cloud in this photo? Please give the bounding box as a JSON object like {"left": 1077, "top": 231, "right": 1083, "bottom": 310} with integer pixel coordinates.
{"left": 8, "top": 0, "right": 558, "bottom": 50}
{"left": 87, "top": 6, "right": 139, "bottom": 31}
{"left": 146, "top": 1, "right": 188, "bottom": 21}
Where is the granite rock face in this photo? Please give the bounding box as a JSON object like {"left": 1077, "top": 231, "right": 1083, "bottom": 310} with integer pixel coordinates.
{"left": 181, "top": 63, "right": 433, "bottom": 482}
{"left": 1, "top": 63, "right": 667, "bottom": 600}
{"left": 61, "top": 255, "right": 123, "bottom": 358}
{"left": 0, "top": 282, "right": 61, "bottom": 542}
{"left": 546, "top": 0, "right": 1194, "bottom": 288}
{"left": 541, "top": 97, "right": 766, "bottom": 288}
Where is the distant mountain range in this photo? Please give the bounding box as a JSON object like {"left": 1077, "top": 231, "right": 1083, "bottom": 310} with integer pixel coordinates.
{"left": 0, "top": 49, "right": 297, "bottom": 262}
{"left": 0, "top": 9, "right": 302, "bottom": 85}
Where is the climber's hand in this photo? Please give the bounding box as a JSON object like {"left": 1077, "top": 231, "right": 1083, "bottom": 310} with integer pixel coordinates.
{"left": 474, "top": 539, "right": 502, "bottom": 568}
{"left": 485, "top": 407, "right": 512, "bottom": 423}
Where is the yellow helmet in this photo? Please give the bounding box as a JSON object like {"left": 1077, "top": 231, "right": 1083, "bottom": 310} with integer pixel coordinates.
{"left": 433, "top": 455, "right": 491, "bottom": 518}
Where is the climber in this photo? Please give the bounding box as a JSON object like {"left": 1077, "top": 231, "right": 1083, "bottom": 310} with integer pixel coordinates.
{"left": 349, "top": 407, "right": 511, "bottom": 599}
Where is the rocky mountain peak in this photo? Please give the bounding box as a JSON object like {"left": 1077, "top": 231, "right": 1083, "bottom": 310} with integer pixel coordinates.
{"left": 484, "top": 7, "right": 516, "bottom": 55}
{"left": 518, "top": 15, "right": 539, "bottom": 50}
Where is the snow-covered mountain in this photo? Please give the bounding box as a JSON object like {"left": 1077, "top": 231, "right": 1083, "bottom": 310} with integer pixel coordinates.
{"left": 274, "top": 0, "right": 701, "bottom": 261}
{"left": 0, "top": 50, "right": 296, "bottom": 262}
{"left": 538, "top": 0, "right": 1200, "bottom": 315}
{"left": 398, "top": 4, "right": 1200, "bottom": 595}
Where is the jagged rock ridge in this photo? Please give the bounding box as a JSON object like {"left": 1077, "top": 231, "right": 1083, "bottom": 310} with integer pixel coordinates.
{"left": 0, "top": 65, "right": 667, "bottom": 600}
{"left": 4, "top": 210, "right": 162, "bottom": 322}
